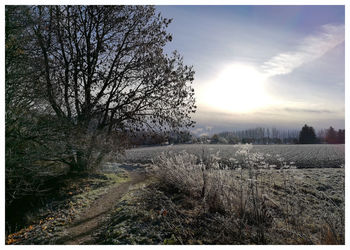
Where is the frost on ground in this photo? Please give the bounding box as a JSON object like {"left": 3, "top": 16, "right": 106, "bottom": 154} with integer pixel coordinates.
{"left": 7, "top": 144, "right": 345, "bottom": 245}
{"left": 6, "top": 166, "right": 146, "bottom": 245}
{"left": 101, "top": 144, "right": 344, "bottom": 244}
{"left": 96, "top": 168, "right": 344, "bottom": 244}
{"left": 121, "top": 144, "right": 345, "bottom": 169}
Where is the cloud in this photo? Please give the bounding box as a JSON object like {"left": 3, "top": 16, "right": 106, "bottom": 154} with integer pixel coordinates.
{"left": 261, "top": 23, "right": 345, "bottom": 76}
{"left": 283, "top": 107, "right": 333, "bottom": 114}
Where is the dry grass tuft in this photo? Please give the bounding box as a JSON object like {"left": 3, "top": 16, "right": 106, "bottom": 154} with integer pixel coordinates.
{"left": 151, "top": 144, "right": 344, "bottom": 244}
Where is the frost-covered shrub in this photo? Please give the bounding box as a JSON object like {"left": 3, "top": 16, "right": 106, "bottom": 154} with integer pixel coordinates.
{"left": 153, "top": 151, "right": 204, "bottom": 197}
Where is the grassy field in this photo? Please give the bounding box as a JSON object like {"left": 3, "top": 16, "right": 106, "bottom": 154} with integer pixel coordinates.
{"left": 7, "top": 143, "right": 345, "bottom": 244}
{"left": 120, "top": 144, "right": 345, "bottom": 168}
{"left": 110, "top": 143, "right": 345, "bottom": 244}
{"left": 96, "top": 166, "right": 344, "bottom": 244}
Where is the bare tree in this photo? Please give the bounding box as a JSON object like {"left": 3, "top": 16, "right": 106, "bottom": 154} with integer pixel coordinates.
{"left": 29, "top": 6, "right": 196, "bottom": 170}
{"left": 6, "top": 6, "right": 71, "bottom": 213}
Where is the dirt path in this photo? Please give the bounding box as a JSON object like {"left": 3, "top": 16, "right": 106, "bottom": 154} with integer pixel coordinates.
{"left": 61, "top": 171, "right": 147, "bottom": 245}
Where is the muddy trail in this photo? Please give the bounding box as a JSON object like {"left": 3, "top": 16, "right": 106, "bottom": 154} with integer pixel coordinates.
{"left": 60, "top": 170, "right": 147, "bottom": 244}
{"left": 6, "top": 163, "right": 149, "bottom": 245}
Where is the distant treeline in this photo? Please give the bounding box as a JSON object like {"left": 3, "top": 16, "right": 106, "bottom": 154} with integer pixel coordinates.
{"left": 197, "top": 125, "right": 345, "bottom": 145}
{"left": 129, "top": 125, "right": 345, "bottom": 146}
{"left": 200, "top": 125, "right": 345, "bottom": 145}
{"left": 317, "top": 126, "right": 345, "bottom": 144}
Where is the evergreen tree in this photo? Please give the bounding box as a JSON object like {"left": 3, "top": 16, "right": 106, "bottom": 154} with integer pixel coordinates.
{"left": 299, "top": 124, "right": 317, "bottom": 144}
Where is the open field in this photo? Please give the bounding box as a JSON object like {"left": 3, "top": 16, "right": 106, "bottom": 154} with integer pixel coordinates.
{"left": 120, "top": 144, "right": 345, "bottom": 169}
{"left": 96, "top": 167, "right": 344, "bottom": 244}
{"left": 6, "top": 144, "right": 345, "bottom": 244}
{"left": 107, "top": 143, "right": 345, "bottom": 244}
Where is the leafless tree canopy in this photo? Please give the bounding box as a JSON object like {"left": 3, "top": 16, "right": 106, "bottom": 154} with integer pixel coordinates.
{"left": 31, "top": 5, "right": 196, "bottom": 133}
{"left": 5, "top": 5, "right": 196, "bottom": 208}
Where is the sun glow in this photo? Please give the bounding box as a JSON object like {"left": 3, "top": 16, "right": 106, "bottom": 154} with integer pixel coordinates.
{"left": 201, "top": 64, "right": 272, "bottom": 113}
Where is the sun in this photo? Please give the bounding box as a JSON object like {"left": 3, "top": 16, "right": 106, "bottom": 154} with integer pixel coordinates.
{"left": 201, "top": 63, "right": 272, "bottom": 113}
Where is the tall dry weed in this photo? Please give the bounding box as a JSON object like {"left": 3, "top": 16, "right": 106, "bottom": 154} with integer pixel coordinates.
{"left": 152, "top": 144, "right": 344, "bottom": 244}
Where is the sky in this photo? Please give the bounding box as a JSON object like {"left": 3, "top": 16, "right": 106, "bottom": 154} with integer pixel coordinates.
{"left": 156, "top": 5, "right": 345, "bottom": 135}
